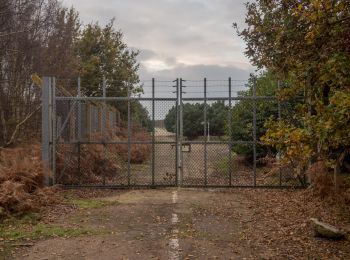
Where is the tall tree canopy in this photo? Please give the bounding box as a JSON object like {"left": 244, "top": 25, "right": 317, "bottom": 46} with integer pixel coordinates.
{"left": 0, "top": 1, "right": 148, "bottom": 146}
{"left": 236, "top": 0, "right": 350, "bottom": 178}
{"left": 76, "top": 20, "right": 145, "bottom": 125}
{"left": 76, "top": 20, "right": 139, "bottom": 97}
{"left": 0, "top": 0, "right": 80, "bottom": 147}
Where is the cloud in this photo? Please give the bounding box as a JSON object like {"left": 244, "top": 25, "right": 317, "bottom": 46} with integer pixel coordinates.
{"left": 136, "top": 47, "right": 253, "bottom": 80}
{"left": 63, "top": 0, "right": 253, "bottom": 79}
{"left": 137, "top": 49, "right": 157, "bottom": 61}
{"left": 139, "top": 62, "right": 251, "bottom": 80}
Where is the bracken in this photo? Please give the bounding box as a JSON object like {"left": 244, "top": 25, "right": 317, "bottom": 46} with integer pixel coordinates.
{"left": 0, "top": 144, "right": 58, "bottom": 216}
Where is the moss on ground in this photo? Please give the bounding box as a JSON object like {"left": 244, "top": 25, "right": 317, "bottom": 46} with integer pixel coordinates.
{"left": 70, "top": 198, "right": 119, "bottom": 209}
{"left": 2, "top": 224, "right": 99, "bottom": 241}
{"left": 0, "top": 212, "right": 109, "bottom": 258}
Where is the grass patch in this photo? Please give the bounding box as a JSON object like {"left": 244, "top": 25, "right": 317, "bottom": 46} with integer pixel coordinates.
{"left": 0, "top": 225, "right": 102, "bottom": 259}
{"left": 70, "top": 198, "right": 119, "bottom": 209}
{"left": 0, "top": 214, "right": 103, "bottom": 242}
{"left": 0, "top": 195, "right": 120, "bottom": 258}
{"left": 1, "top": 224, "right": 98, "bottom": 241}
{"left": 0, "top": 213, "right": 105, "bottom": 258}
{"left": 0, "top": 212, "right": 41, "bottom": 227}
{"left": 0, "top": 194, "right": 120, "bottom": 257}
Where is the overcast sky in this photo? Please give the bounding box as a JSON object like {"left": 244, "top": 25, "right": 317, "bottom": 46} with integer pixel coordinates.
{"left": 63, "top": 0, "right": 253, "bottom": 81}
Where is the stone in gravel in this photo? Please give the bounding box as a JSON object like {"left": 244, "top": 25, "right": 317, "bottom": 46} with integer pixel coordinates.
{"left": 310, "top": 218, "right": 346, "bottom": 240}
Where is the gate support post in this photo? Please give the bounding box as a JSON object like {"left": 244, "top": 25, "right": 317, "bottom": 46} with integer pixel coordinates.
{"left": 42, "top": 77, "right": 53, "bottom": 186}
{"left": 174, "top": 79, "right": 179, "bottom": 186}
{"left": 77, "top": 77, "right": 81, "bottom": 184}
{"left": 179, "top": 78, "right": 184, "bottom": 186}
{"left": 127, "top": 80, "right": 131, "bottom": 186}
{"left": 52, "top": 78, "right": 56, "bottom": 185}
{"left": 102, "top": 76, "right": 107, "bottom": 186}
{"left": 151, "top": 78, "right": 155, "bottom": 186}
{"left": 228, "top": 77, "right": 232, "bottom": 186}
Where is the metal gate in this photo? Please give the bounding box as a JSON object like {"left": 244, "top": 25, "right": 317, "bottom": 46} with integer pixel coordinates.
{"left": 42, "top": 77, "right": 304, "bottom": 188}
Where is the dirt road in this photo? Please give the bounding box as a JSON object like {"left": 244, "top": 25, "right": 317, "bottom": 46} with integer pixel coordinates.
{"left": 11, "top": 189, "right": 350, "bottom": 259}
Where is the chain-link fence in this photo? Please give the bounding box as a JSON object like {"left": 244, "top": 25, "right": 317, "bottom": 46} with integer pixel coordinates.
{"left": 41, "top": 77, "right": 305, "bottom": 188}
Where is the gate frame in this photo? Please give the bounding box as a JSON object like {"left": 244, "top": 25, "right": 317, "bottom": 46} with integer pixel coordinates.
{"left": 42, "top": 76, "right": 304, "bottom": 188}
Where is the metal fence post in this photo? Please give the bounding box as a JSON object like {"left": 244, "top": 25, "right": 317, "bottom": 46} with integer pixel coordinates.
{"left": 228, "top": 77, "right": 232, "bottom": 186}
{"left": 204, "top": 78, "right": 208, "bottom": 186}
{"left": 127, "top": 80, "right": 131, "bottom": 186}
{"left": 102, "top": 76, "right": 107, "bottom": 186}
{"left": 179, "top": 78, "right": 184, "bottom": 186}
{"left": 152, "top": 78, "right": 155, "bottom": 186}
{"left": 77, "top": 77, "right": 81, "bottom": 184}
{"left": 253, "top": 78, "right": 257, "bottom": 187}
{"left": 42, "top": 77, "right": 52, "bottom": 186}
{"left": 174, "top": 78, "right": 179, "bottom": 186}
{"left": 52, "top": 77, "right": 56, "bottom": 185}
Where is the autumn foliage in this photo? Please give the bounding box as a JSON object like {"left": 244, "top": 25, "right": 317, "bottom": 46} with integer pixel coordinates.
{"left": 237, "top": 0, "right": 350, "bottom": 193}
{"left": 56, "top": 127, "right": 151, "bottom": 185}
{"left": 0, "top": 144, "right": 58, "bottom": 217}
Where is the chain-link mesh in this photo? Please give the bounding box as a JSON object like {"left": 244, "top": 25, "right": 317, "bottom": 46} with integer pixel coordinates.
{"left": 182, "top": 143, "right": 205, "bottom": 186}
{"left": 230, "top": 144, "right": 254, "bottom": 186}
{"left": 154, "top": 143, "right": 176, "bottom": 185}
{"left": 51, "top": 78, "right": 304, "bottom": 188}
{"left": 153, "top": 99, "right": 177, "bottom": 186}
{"left": 206, "top": 144, "right": 230, "bottom": 186}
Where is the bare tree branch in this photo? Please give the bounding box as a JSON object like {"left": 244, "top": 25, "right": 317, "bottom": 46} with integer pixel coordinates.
{"left": 1, "top": 105, "right": 42, "bottom": 148}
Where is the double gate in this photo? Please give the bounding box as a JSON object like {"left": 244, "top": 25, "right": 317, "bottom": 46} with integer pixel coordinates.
{"left": 42, "top": 77, "right": 303, "bottom": 188}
